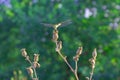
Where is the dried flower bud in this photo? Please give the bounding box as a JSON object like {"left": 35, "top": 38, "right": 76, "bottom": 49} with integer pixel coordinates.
{"left": 21, "top": 48, "right": 27, "bottom": 57}
{"left": 73, "top": 47, "right": 82, "bottom": 61}
{"left": 89, "top": 58, "right": 95, "bottom": 64}
{"left": 36, "top": 63, "right": 41, "bottom": 68}
{"left": 26, "top": 67, "right": 33, "bottom": 77}
{"left": 52, "top": 30, "right": 58, "bottom": 42}
{"left": 33, "top": 62, "right": 41, "bottom": 68}
{"left": 92, "top": 48, "right": 97, "bottom": 59}
{"left": 89, "top": 58, "right": 95, "bottom": 69}
{"left": 34, "top": 54, "right": 39, "bottom": 62}
{"left": 73, "top": 56, "right": 79, "bottom": 61}
{"left": 76, "top": 47, "right": 82, "bottom": 57}
{"left": 56, "top": 41, "right": 62, "bottom": 52}
{"left": 33, "top": 62, "right": 37, "bottom": 68}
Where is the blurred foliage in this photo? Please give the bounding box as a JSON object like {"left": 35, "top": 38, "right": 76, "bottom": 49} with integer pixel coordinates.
{"left": 10, "top": 70, "right": 27, "bottom": 80}
{"left": 0, "top": 0, "right": 120, "bottom": 80}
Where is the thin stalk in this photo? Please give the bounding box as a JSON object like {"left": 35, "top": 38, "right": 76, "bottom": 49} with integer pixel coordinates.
{"left": 54, "top": 29, "right": 79, "bottom": 80}
{"left": 89, "top": 68, "right": 94, "bottom": 80}
{"left": 26, "top": 58, "right": 38, "bottom": 80}
{"left": 57, "top": 51, "right": 74, "bottom": 73}
{"left": 33, "top": 67, "right": 38, "bottom": 79}
{"left": 74, "top": 61, "right": 79, "bottom": 80}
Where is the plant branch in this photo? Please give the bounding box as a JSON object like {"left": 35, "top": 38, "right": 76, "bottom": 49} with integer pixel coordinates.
{"left": 57, "top": 50, "right": 74, "bottom": 73}
{"left": 53, "top": 28, "right": 80, "bottom": 80}
{"left": 26, "top": 58, "right": 38, "bottom": 79}
{"left": 89, "top": 68, "right": 94, "bottom": 80}
{"left": 88, "top": 48, "right": 97, "bottom": 80}
{"left": 74, "top": 61, "right": 79, "bottom": 80}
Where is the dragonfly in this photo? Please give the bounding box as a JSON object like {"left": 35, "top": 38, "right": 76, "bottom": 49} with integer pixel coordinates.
{"left": 40, "top": 19, "right": 72, "bottom": 30}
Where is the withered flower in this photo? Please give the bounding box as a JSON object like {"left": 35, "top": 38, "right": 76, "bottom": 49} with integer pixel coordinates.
{"left": 26, "top": 67, "right": 33, "bottom": 77}
{"left": 92, "top": 48, "right": 97, "bottom": 59}
{"left": 33, "top": 62, "right": 41, "bottom": 68}
{"left": 34, "top": 54, "right": 39, "bottom": 62}
{"left": 89, "top": 49, "right": 97, "bottom": 69}
{"left": 73, "top": 47, "right": 83, "bottom": 61}
{"left": 36, "top": 63, "right": 40, "bottom": 68}
{"left": 56, "top": 41, "right": 62, "bottom": 52}
{"left": 73, "top": 56, "right": 79, "bottom": 61}
{"left": 76, "top": 47, "right": 82, "bottom": 56}
{"left": 89, "top": 58, "right": 95, "bottom": 65}
{"left": 21, "top": 48, "right": 27, "bottom": 57}
{"left": 52, "top": 30, "right": 58, "bottom": 42}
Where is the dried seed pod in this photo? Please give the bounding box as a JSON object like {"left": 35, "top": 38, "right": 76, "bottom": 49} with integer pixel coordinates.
{"left": 26, "top": 67, "right": 33, "bottom": 77}
{"left": 34, "top": 54, "right": 39, "bottom": 62}
{"left": 52, "top": 30, "right": 58, "bottom": 42}
{"left": 73, "top": 47, "right": 82, "bottom": 61}
{"left": 76, "top": 47, "right": 82, "bottom": 57}
{"left": 36, "top": 63, "right": 41, "bottom": 68}
{"left": 21, "top": 48, "right": 27, "bottom": 57}
{"left": 89, "top": 58, "right": 95, "bottom": 69}
{"left": 33, "top": 62, "right": 37, "bottom": 68}
{"left": 33, "top": 62, "right": 41, "bottom": 68}
{"left": 89, "top": 58, "right": 95, "bottom": 64}
{"left": 92, "top": 48, "right": 97, "bottom": 59}
{"left": 56, "top": 41, "right": 62, "bottom": 52}
{"left": 73, "top": 56, "right": 79, "bottom": 61}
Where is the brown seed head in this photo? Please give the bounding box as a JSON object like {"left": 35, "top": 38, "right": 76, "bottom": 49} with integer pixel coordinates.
{"left": 89, "top": 58, "right": 95, "bottom": 69}
{"left": 73, "top": 56, "right": 79, "bottom": 61}
{"left": 33, "top": 62, "right": 41, "bottom": 68}
{"left": 21, "top": 48, "right": 27, "bottom": 57}
{"left": 33, "top": 62, "right": 37, "bottom": 68}
{"left": 76, "top": 47, "right": 82, "bottom": 56}
{"left": 52, "top": 30, "right": 58, "bottom": 42}
{"left": 26, "top": 67, "right": 33, "bottom": 77}
{"left": 92, "top": 48, "right": 97, "bottom": 59}
{"left": 56, "top": 41, "right": 62, "bottom": 52}
{"left": 36, "top": 63, "right": 41, "bottom": 68}
{"left": 34, "top": 54, "right": 39, "bottom": 62}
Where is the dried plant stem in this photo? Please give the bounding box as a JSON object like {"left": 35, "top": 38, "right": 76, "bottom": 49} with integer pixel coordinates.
{"left": 33, "top": 67, "right": 38, "bottom": 79}
{"left": 89, "top": 68, "right": 94, "bottom": 80}
{"left": 74, "top": 61, "right": 79, "bottom": 80}
{"left": 53, "top": 28, "right": 80, "bottom": 80}
{"left": 88, "top": 49, "right": 97, "bottom": 80}
{"left": 57, "top": 51, "right": 74, "bottom": 73}
{"left": 26, "top": 58, "right": 38, "bottom": 79}
{"left": 57, "top": 50, "right": 79, "bottom": 80}
{"left": 56, "top": 42, "right": 79, "bottom": 80}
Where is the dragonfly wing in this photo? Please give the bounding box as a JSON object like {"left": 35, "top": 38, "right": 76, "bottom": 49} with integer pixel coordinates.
{"left": 60, "top": 19, "right": 72, "bottom": 27}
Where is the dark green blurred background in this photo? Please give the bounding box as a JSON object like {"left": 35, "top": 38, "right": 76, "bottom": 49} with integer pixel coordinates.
{"left": 0, "top": 0, "right": 120, "bottom": 80}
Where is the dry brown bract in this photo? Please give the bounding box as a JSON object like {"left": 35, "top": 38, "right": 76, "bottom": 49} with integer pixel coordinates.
{"left": 21, "top": 49, "right": 40, "bottom": 80}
